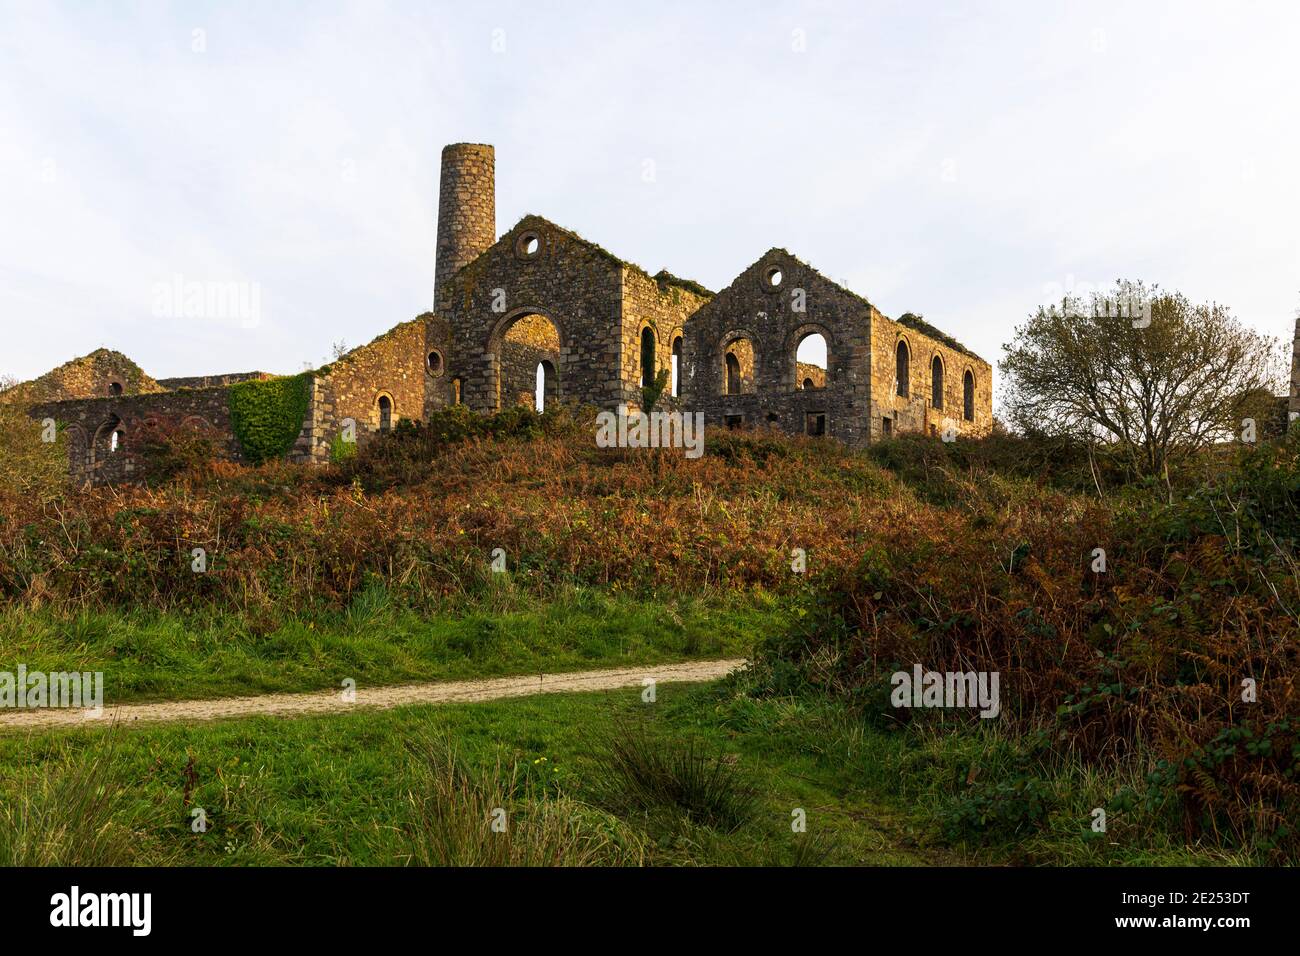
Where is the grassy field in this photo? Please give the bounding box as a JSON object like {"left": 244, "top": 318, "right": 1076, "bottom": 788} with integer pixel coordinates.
{"left": 0, "top": 588, "right": 774, "bottom": 704}
{"left": 0, "top": 670, "right": 1257, "bottom": 867}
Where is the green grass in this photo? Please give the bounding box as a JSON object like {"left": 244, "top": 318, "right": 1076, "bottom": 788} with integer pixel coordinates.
{"left": 0, "top": 669, "right": 1255, "bottom": 866}
{"left": 0, "top": 680, "right": 939, "bottom": 866}
{"left": 0, "top": 587, "right": 776, "bottom": 704}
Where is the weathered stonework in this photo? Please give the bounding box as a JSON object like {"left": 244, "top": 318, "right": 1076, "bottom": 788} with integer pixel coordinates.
{"left": 156, "top": 372, "right": 271, "bottom": 390}
{"left": 677, "top": 251, "right": 990, "bottom": 446}
{"left": 867, "top": 311, "right": 993, "bottom": 442}
{"left": 434, "top": 144, "right": 495, "bottom": 310}
{"left": 2, "top": 349, "right": 165, "bottom": 406}
{"left": 27, "top": 386, "right": 243, "bottom": 484}
{"left": 296, "top": 315, "right": 455, "bottom": 463}
{"left": 25, "top": 141, "right": 996, "bottom": 483}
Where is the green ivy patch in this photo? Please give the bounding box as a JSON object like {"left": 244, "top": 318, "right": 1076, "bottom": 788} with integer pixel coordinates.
{"left": 228, "top": 373, "right": 312, "bottom": 465}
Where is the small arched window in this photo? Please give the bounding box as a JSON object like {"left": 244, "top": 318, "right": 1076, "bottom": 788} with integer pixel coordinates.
{"left": 963, "top": 371, "right": 975, "bottom": 422}
{"left": 640, "top": 327, "right": 656, "bottom": 388}
{"left": 671, "top": 336, "right": 683, "bottom": 397}
{"left": 535, "top": 361, "right": 557, "bottom": 412}
{"left": 931, "top": 356, "right": 944, "bottom": 409}
{"left": 725, "top": 353, "right": 741, "bottom": 395}
{"left": 378, "top": 395, "right": 393, "bottom": 432}
{"left": 451, "top": 378, "right": 462, "bottom": 405}
{"left": 896, "top": 340, "right": 910, "bottom": 398}
{"left": 108, "top": 381, "right": 123, "bottom": 396}
{"left": 803, "top": 377, "right": 814, "bottom": 391}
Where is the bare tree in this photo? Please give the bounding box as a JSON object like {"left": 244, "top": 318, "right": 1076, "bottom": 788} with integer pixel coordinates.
{"left": 1001, "top": 280, "right": 1282, "bottom": 478}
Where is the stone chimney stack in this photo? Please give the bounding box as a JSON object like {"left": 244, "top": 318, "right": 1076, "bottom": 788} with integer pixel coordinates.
{"left": 434, "top": 143, "right": 495, "bottom": 310}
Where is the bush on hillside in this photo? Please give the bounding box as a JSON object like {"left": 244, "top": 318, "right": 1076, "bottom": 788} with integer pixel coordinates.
{"left": 761, "top": 433, "right": 1300, "bottom": 856}
{"left": 133, "top": 418, "right": 221, "bottom": 484}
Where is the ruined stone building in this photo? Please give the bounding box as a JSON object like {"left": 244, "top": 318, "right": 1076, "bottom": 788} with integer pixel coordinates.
{"left": 17, "top": 143, "right": 994, "bottom": 483}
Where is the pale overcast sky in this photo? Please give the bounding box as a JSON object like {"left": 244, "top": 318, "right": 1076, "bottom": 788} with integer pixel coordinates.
{"left": 2, "top": 0, "right": 1297, "bottom": 394}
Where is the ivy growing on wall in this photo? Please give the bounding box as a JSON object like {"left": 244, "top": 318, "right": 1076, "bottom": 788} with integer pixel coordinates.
{"left": 228, "top": 373, "right": 312, "bottom": 465}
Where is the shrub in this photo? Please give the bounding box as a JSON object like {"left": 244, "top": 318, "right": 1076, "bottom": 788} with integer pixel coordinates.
{"left": 134, "top": 418, "right": 220, "bottom": 483}
{"left": 228, "top": 373, "right": 311, "bottom": 465}
{"left": 939, "top": 773, "right": 1057, "bottom": 842}
{"left": 760, "top": 437, "right": 1300, "bottom": 857}
{"left": 0, "top": 378, "right": 66, "bottom": 500}
{"left": 400, "top": 740, "right": 643, "bottom": 866}
{"left": 589, "top": 722, "right": 758, "bottom": 832}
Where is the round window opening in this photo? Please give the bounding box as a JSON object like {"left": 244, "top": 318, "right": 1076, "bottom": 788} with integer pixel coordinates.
{"left": 426, "top": 350, "right": 444, "bottom": 376}
{"left": 515, "top": 232, "right": 541, "bottom": 259}
{"left": 764, "top": 267, "right": 783, "bottom": 290}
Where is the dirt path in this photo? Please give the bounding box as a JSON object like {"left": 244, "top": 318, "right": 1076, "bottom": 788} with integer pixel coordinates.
{"left": 0, "top": 659, "right": 746, "bottom": 732}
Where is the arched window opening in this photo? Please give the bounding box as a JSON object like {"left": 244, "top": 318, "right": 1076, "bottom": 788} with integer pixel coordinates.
{"left": 671, "top": 336, "right": 683, "bottom": 397}
{"left": 931, "top": 356, "right": 944, "bottom": 409}
{"left": 725, "top": 353, "right": 742, "bottom": 395}
{"left": 720, "top": 334, "right": 757, "bottom": 396}
{"left": 499, "top": 312, "right": 561, "bottom": 412}
{"left": 108, "top": 381, "right": 123, "bottom": 396}
{"left": 795, "top": 331, "right": 827, "bottom": 390}
{"left": 92, "top": 415, "right": 125, "bottom": 466}
{"left": 451, "top": 378, "right": 462, "bottom": 405}
{"left": 640, "top": 327, "right": 656, "bottom": 389}
{"left": 535, "top": 360, "right": 557, "bottom": 412}
{"left": 963, "top": 370, "right": 975, "bottom": 422}
{"left": 378, "top": 395, "right": 393, "bottom": 433}
{"left": 896, "top": 340, "right": 910, "bottom": 398}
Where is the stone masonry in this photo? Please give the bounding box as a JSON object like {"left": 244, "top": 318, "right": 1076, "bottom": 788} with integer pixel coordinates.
{"left": 24, "top": 141, "right": 995, "bottom": 483}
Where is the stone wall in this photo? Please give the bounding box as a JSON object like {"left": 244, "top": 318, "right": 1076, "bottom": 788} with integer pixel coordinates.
{"left": 680, "top": 249, "right": 876, "bottom": 446}
{"left": 439, "top": 215, "right": 626, "bottom": 413}
{"left": 867, "top": 312, "right": 993, "bottom": 441}
{"left": 28, "top": 386, "right": 242, "bottom": 483}
{"left": 500, "top": 313, "right": 561, "bottom": 409}
{"left": 796, "top": 362, "right": 826, "bottom": 390}
{"left": 620, "top": 267, "right": 712, "bottom": 410}
{"left": 3, "top": 349, "right": 165, "bottom": 406}
{"left": 156, "top": 372, "right": 271, "bottom": 390}
{"left": 680, "top": 249, "right": 992, "bottom": 446}
{"left": 298, "top": 318, "right": 437, "bottom": 462}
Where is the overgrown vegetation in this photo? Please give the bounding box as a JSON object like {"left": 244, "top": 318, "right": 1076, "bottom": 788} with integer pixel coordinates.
{"left": 754, "top": 430, "right": 1300, "bottom": 859}
{"left": 134, "top": 418, "right": 221, "bottom": 483}
{"left": 0, "top": 396, "right": 1295, "bottom": 863}
{"left": 401, "top": 740, "right": 645, "bottom": 866}
{"left": 0, "top": 731, "right": 155, "bottom": 866}
{"left": 0, "top": 375, "right": 66, "bottom": 501}
{"left": 227, "top": 372, "right": 312, "bottom": 465}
